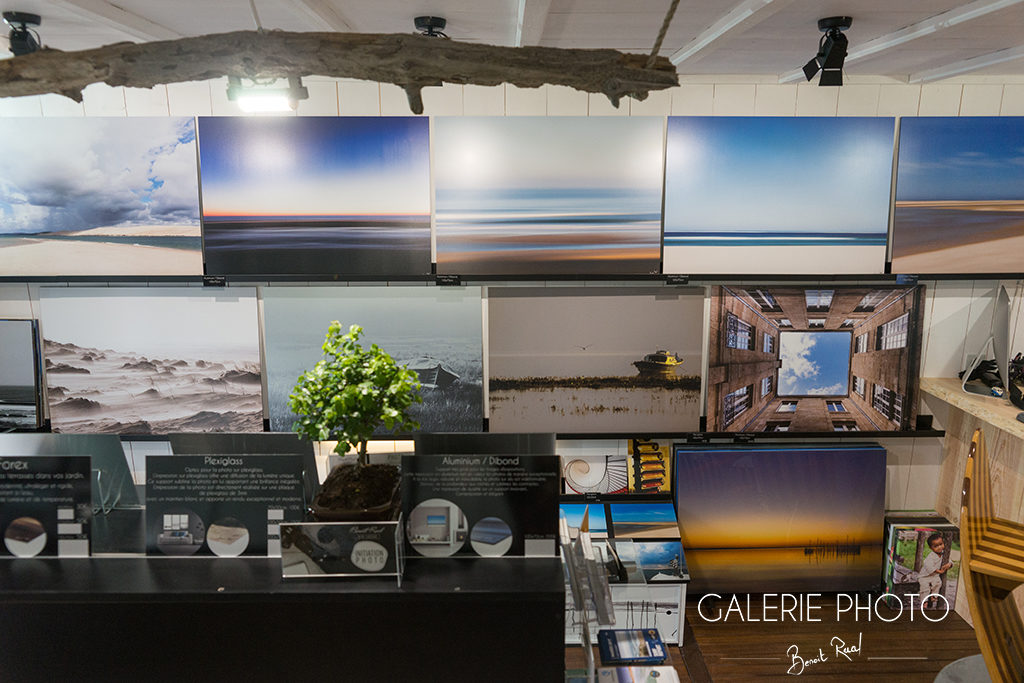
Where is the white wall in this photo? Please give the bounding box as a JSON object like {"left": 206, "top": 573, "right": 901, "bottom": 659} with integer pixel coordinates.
{"left": 1, "top": 73, "right": 1022, "bottom": 513}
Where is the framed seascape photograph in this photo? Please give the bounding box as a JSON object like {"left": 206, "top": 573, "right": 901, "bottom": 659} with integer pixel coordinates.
{"left": 663, "top": 116, "right": 894, "bottom": 275}
{"left": 674, "top": 444, "right": 886, "bottom": 593}
{"left": 433, "top": 117, "right": 664, "bottom": 275}
{"left": 0, "top": 319, "right": 42, "bottom": 430}
{"left": 705, "top": 285, "right": 925, "bottom": 433}
{"left": 39, "top": 288, "right": 262, "bottom": 434}
{"left": 262, "top": 287, "right": 483, "bottom": 434}
{"left": 0, "top": 118, "right": 201, "bottom": 276}
{"left": 488, "top": 287, "right": 703, "bottom": 434}
{"left": 198, "top": 116, "right": 431, "bottom": 277}
{"left": 892, "top": 116, "right": 1024, "bottom": 274}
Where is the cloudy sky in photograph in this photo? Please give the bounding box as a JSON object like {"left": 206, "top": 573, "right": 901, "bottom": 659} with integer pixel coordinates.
{"left": 778, "top": 331, "right": 851, "bottom": 396}
{"left": 0, "top": 118, "right": 199, "bottom": 235}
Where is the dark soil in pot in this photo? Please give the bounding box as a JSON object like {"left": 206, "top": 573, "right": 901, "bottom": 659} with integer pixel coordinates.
{"left": 311, "top": 463, "right": 400, "bottom": 521}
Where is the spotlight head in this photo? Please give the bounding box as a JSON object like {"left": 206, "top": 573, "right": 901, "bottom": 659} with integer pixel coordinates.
{"left": 802, "top": 16, "right": 851, "bottom": 86}
{"left": 2, "top": 10, "right": 41, "bottom": 56}
{"left": 414, "top": 16, "right": 447, "bottom": 38}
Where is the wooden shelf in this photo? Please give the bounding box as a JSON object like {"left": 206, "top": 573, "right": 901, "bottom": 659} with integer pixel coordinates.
{"left": 921, "top": 377, "right": 1024, "bottom": 441}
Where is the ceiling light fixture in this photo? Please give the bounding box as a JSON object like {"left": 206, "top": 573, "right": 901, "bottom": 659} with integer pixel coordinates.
{"left": 802, "top": 16, "right": 851, "bottom": 86}
{"left": 415, "top": 16, "right": 448, "bottom": 39}
{"left": 227, "top": 75, "right": 309, "bottom": 113}
{"left": 2, "top": 11, "right": 40, "bottom": 56}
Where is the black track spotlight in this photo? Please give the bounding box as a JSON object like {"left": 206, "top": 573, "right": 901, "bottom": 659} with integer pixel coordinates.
{"left": 802, "top": 16, "right": 851, "bottom": 86}
{"left": 2, "top": 11, "right": 41, "bottom": 56}
{"left": 414, "top": 16, "right": 448, "bottom": 38}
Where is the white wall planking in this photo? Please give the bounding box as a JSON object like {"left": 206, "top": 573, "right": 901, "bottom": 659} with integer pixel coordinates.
{"left": 959, "top": 281, "right": 999, "bottom": 372}
{"left": 753, "top": 84, "right": 796, "bottom": 116}
{"left": 338, "top": 81, "right": 381, "bottom": 116}
{"left": 421, "top": 83, "right": 464, "bottom": 116}
{"left": 918, "top": 83, "right": 963, "bottom": 116}
{"left": 836, "top": 84, "right": 880, "bottom": 117}
{"left": 882, "top": 438, "right": 915, "bottom": 510}
{"left": 39, "top": 94, "right": 85, "bottom": 117}
{"left": 587, "top": 92, "right": 628, "bottom": 116}
{"left": 1001, "top": 84, "right": 1024, "bottom": 115}
{"left": 959, "top": 84, "right": 1004, "bottom": 116}
{"left": 921, "top": 281, "right": 980, "bottom": 378}
{"left": 670, "top": 84, "right": 714, "bottom": 115}
{"left": 877, "top": 84, "right": 921, "bottom": 117}
{"left": 546, "top": 85, "right": 588, "bottom": 115}
{"left": 505, "top": 84, "right": 546, "bottom": 115}
{"left": 627, "top": 89, "right": 672, "bottom": 116}
{"left": 297, "top": 80, "right": 340, "bottom": 116}
{"left": 124, "top": 85, "right": 170, "bottom": 116}
{"left": 712, "top": 84, "right": 755, "bottom": 115}
{"left": 463, "top": 85, "right": 505, "bottom": 116}
{"left": 208, "top": 77, "right": 238, "bottom": 117}
{"left": 794, "top": 83, "right": 838, "bottom": 116}
{"left": 0, "top": 94, "right": 42, "bottom": 117}
{"left": 379, "top": 83, "right": 416, "bottom": 115}
{"left": 166, "top": 81, "right": 212, "bottom": 117}
{"left": 82, "top": 84, "right": 127, "bottom": 116}
{"left": 905, "top": 437, "right": 945, "bottom": 510}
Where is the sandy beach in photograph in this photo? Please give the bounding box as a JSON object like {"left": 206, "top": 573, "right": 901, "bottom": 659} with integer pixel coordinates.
{"left": 892, "top": 200, "right": 1024, "bottom": 272}
{"left": 0, "top": 224, "right": 201, "bottom": 276}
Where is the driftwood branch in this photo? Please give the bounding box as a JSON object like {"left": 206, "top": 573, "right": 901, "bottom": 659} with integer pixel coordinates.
{"left": 0, "top": 30, "right": 679, "bottom": 113}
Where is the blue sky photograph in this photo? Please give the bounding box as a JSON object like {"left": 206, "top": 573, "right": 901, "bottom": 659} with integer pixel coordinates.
{"left": 560, "top": 504, "right": 608, "bottom": 533}
{"left": 198, "top": 116, "right": 430, "bottom": 217}
{"left": 897, "top": 117, "right": 1024, "bottom": 201}
{"left": 778, "top": 331, "right": 851, "bottom": 396}
{"left": 664, "top": 117, "right": 894, "bottom": 236}
{"left": 609, "top": 502, "right": 677, "bottom": 524}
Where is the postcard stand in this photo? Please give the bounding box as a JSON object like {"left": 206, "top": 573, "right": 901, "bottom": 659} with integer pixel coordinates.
{"left": 279, "top": 514, "right": 405, "bottom": 586}
{"left": 562, "top": 517, "right": 619, "bottom": 683}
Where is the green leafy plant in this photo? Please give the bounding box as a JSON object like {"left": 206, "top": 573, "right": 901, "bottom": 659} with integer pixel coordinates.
{"left": 289, "top": 322, "right": 422, "bottom": 467}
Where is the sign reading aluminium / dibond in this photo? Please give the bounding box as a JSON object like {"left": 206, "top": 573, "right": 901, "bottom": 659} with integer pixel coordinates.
{"left": 401, "top": 454, "right": 560, "bottom": 558}
{"left": 0, "top": 455, "right": 91, "bottom": 558}
{"left": 145, "top": 454, "right": 304, "bottom": 558}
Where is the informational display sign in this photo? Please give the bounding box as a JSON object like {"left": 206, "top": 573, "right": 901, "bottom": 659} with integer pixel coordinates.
{"left": 401, "top": 454, "right": 559, "bottom": 558}
{"left": 281, "top": 518, "right": 404, "bottom": 584}
{"left": 0, "top": 455, "right": 91, "bottom": 558}
{"left": 145, "top": 454, "right": 305, "bottom": 557}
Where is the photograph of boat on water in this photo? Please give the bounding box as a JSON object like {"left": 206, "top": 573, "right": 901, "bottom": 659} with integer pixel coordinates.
{"left": 673, "top": 444, "right": 886, "bottom": 593}
{"left": 0, "top": 117, "right": 201, "bottom": 276}
{"left": 39, "top": 288, "right": 262, "bottom": 434}
{"left": 892, "top": 116, "right": 1024, "bottom": 274}
{"left": 198, "top": 116, "right": 431, "bottom": 277}
{"left": 487, "top": 286, "right": 703, "bottom": 434}
{"left": 663, "top": 116, "right": 894, "bottom": 275}
{"left": 262, "top": 286, "right": 483, "bottom": 434}
{"left": 433, "top": 116, "right": 664, "bottom": 275}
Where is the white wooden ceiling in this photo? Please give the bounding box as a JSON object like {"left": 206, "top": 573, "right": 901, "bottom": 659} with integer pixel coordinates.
{"left": 2, "top": 0, "right": 1024, "bottom": 82}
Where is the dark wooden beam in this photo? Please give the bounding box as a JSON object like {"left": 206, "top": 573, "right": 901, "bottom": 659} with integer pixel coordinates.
{"left": 0, "top": 30, "right": 679, "bottom": 113}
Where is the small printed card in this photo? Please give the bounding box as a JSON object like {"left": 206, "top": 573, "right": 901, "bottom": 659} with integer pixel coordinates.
{"left": 597, "top": 628, "right": 667, "bottom": 666}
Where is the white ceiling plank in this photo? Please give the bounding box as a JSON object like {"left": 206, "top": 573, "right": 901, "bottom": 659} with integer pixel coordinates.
{"left": 669, "top": 0, "right": 795, "bottom": 66}
{"left": 910, "top": 44, "right": 1024, "bottom": 81}
{"left": 289, "top": 0, "right": 355, "bottom": 32}
{"left": 48, "top": 0, "right": 181, "bottom": 41}
{"left": 518, "top": 0, "right": 553, "bottom": 47}
{"left": 779, "top": 0, "right": 1024, "bottom": 83}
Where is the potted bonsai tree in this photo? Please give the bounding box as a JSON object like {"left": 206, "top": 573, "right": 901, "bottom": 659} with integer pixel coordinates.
{"left": 290, "top": 321, "right": 421, "bottom": 520}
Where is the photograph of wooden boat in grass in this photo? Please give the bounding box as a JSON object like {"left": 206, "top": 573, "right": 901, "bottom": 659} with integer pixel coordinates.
{"left": 488, "top": 287, "right": 703, "bottom": 433}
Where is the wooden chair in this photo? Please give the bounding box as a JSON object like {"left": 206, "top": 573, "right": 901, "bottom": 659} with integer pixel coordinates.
{"left": 961, "top": 428, "right": 1024, "bottom": 682}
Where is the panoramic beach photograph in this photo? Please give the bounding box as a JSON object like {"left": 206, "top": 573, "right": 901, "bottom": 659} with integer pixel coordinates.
{"left": 674, "top": 445, "right": 885, "bottom": 593}
{"left": 39, "top": 288, "right": 262, "bottom": 434}
{"left": 262, "top": 287, "right": 483, "bottom": 434}
{"left": 0, "top": 117, "right": 201, "bottom": 276}
{"left": 433, "top": 117, "right": 664, "bottom": 275}
{"left": 893, "top": 116, "right": 1024, "bottom": 273}
{"left": 663, "top": 116, "right": 894, "bottom": 275}
{"left": 0, "top": 319, "right": 40, "bottom": 430}
{"left": 198, "top": 116, "right": 431, "bottom": 276}
{"left": 488, "top": 287, "right": 703, "bottom": 433}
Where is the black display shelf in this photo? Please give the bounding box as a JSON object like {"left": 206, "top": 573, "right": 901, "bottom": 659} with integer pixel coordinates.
{"left": 0, "top": 556, "right": 565, "bottom": 682}
{"left": 552, "top": 429, "right": 945, "bottom": 441}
